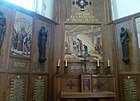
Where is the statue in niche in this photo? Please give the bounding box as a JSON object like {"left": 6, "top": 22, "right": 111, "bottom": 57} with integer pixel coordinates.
{"left": 120, "top": 27, "right": 130, "bottom": 63}
{"left": 38, "top": 26, "right": 48, "bottom": 63}
{"left": 0, "top": 11, "right": 6, "bottom": 55}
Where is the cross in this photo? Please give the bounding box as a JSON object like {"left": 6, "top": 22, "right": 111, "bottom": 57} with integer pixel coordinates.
{"left": 96, "top": 80, "right": 104, "bottom": 89}
{"left": 66, "top": 80, "right": 76, "bottom": 89}
{"left": 73, "top": 0, "right": 91, "bottom": 11}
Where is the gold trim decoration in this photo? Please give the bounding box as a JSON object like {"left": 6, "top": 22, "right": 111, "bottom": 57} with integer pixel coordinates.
{"left": 33, "top": 79, "right": 45, "bottom": 101}
{"left": 10, "top": 78, "right": 24, "bottom": 101}
{"left": 123, "top": 79, "right": 137, "bottom": 101}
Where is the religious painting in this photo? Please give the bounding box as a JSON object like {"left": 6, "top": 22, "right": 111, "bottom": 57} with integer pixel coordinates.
{"left": 10, "top": 11, "right": 33, "bottom": 58}
{"left": 64, "top": 24, "right": 103, "bottom": 61}
{"left": 81, "top": 74, "right": 92, "bottom": 92}
{"left": 0, "top": 11, "right": 6, "bottom": 56}
{"left": 135, "top": 17, "right": 140, "bottom": 60}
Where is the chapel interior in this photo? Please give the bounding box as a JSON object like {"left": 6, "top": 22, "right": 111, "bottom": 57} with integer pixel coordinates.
{"left": 0, "top": 0, "right": 140, "bottom": 101}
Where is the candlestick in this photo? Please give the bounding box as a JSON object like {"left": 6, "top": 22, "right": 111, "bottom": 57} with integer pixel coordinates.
{"left": 97, "top": 59, "right": 100, "bottom": 67}
{"left": 57, "top": 59, "right": 60, "bottom": 66}
{"left": 56, "top": 66, "right": 61, "bottom": 75}
{"left": 107, "top": 59, "right": 110, "bottom": 67}
{"left": 65, "top": 60, "right": 67, "bottom": 66}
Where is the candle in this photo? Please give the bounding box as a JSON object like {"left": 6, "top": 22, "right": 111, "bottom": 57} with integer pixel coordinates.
{"left": 97, "top": 59, "right": 99, "bottom": 67}
{"left": 65, "top": 60, "right": 67, "bottom": 66}
{"left": 107, "top": 59, "right": 110, "bottom": 67}
{"left": 57, "top": 59, "right": 60, "bottom": 66}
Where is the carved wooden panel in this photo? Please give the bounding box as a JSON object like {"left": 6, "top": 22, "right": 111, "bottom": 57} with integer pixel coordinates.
{"left": 55, "top": 75, "right": 116, "bottom": 101}
{"left": 30, "top": 75, "right": 48, "bottom": 101}
{"left": 0, "top": 73, "right": 6, "bottom": 101}
{"left": 92, "top": 75, "right": 115, "bottom": 92}
{"left": 7, "top": 74, "right": 28, "bottom": 101}
{"left": 0, "top": 5, "right": 13, "bottom": 72}
{"left": 60, "top": 76, "right": 80, "bottom": 92}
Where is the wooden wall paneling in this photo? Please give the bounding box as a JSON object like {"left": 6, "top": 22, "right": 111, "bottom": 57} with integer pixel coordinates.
{"left": 31, "top": 16, "right": 52, "bottom": 73}
{"left": 0, "top": 1, "right": 56, "bottom": 101}
{"left": 92, "top": 76, "right": 115, "bottom": 92}
{"left": 60, "top": 76, "right": 80, "bottom": 92}
{"left": 6, "top": 74, "right": 28, "bottom": 101}
{"left": 114, "top": 13, "right": 140, "bottom": 74}
{"left": 53, "top": 0, "right": 115, "bottom": 73}
{"left": 92, "top": 0, "right": 104, "bottom": 22}
{"left": 113, "top": 13, "right": 140, "bottom": 101}
{"left": 0, "top": 73, "right": 7, "bottom": 101}
{"left": 31, "top": 16, "right": 54, "bottom": 73}
{"left": 55, "top": 75, "right": 116, "bottom": 101}
{"left": 0, "top": 5, "right": 14, "bottom": 72}
{"left": 111, "top": 24, "right": 119, "bottom": 101}
{"left": 55, "top": 76, "right": 61, "bottom": 101}
{"left": 115, "top": 20, "right": 134, "bottom": 72}
{"left": 29, "top": 74, "right": 48, "bottom": 101}
{"left": 8, "top": 9, "right": 34, "bottom": 73}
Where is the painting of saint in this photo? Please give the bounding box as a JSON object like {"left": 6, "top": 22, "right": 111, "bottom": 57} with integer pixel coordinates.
{"left": 11, "top": 11, "right": 33, "bottom": 58}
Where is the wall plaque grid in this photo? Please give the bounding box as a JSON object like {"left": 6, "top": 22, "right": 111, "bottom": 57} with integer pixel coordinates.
{"left": 33, "top": 79, "right": 45, "bottom": 101}
{"left": 124, "top": 79, "right": 137, "bottom": 101}
{"left": 10, "top": 78, "right": 24, "bottom": 101}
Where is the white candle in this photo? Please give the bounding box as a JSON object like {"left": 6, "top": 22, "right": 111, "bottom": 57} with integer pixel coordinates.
{"left": 65, "top": 60, "right": 67, "bottom": 66}
{"left": 107, "top": 59, "right": 110, "bottom": 67}
{"left": 57, "top": 59, "right": 60, "bottom": 66}
{"left": 97, "top": 59, "right": 99, "bottom": 66}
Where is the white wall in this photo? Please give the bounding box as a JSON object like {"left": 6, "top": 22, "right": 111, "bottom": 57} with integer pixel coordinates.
{"left": 44, "top": 0, "right": 54, "bottom": 19}
{"left": 111, "top": 0, "right": 140, "bottom": 20}
{"left": 5, "top": 0, "right": 54, "bottom": 20}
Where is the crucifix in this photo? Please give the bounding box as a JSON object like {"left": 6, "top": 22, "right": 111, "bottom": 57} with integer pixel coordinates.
{"left": 66, "top": 80, "right": 76, "bottom": 89}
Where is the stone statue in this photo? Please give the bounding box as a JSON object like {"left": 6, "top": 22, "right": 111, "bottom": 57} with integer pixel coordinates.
{"left": 120, "top": 27, "right": 130, "bottom": 63}
{"left": 38, "top": 26, "right": 48, "bottom": 63}
{"left": 0, "top": 11, "right": 6, "bottom": 55}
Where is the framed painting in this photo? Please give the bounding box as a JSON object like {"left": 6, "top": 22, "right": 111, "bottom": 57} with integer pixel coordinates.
{"left": 81, "top": 74, "right": 92, "bottom": 92}
{"left": 10, "top": 11, "right": 33, "bottom": 58}
{"left": 135, "top": 17, "right": 140, "bottom": 60}
{"left": 64, "top": 24, "right": 103, "bottom": 61}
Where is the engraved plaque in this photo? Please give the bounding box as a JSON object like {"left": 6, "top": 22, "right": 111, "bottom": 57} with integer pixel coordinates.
{"left": 9, "top": 59, "right": 29, "bottom": 72}
{"left": 124, "top": 79, "right": 137, "bottom": 101}
{"left": 10, "top": 78, "right": 24, "bottom": 101}
{"left": 33, "top": 79, "right": 45, "bottom": 101}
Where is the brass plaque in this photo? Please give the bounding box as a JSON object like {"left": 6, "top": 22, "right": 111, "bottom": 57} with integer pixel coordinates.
{"left": 124, "top": 79, "right": 137, "bottom": 101}
{"left": 33, "top": 79, "right": 45, "bottom": 101}
{"left": 10, "top": 78, "right": 24, "bottom": 101}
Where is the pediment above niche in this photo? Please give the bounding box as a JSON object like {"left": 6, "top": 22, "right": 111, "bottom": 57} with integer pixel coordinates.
{"left": 65, "top": 0, "right": 102, "bottom": 23}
